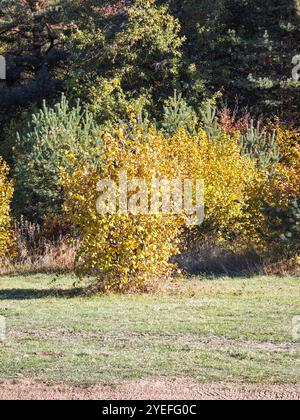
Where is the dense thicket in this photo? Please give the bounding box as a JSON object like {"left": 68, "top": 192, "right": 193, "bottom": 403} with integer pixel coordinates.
{"left": 0, "top": 0, "right": 299, "bottom": 278}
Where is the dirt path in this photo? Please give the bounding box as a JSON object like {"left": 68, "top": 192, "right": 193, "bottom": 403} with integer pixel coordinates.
{"left": 0, "top": 379, "right": 299, "bottom": 400}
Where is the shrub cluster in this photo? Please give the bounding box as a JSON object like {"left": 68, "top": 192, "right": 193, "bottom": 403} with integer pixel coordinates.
{"left": 2, "top": 96, "right": 299, "bottom": 288}
{"left": 61, "top": 120, "right": 260, "bottom": 291}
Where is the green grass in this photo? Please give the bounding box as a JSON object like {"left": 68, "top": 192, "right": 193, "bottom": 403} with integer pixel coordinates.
{"left": 0, "top": 274, "right": 299, "bottom": 385}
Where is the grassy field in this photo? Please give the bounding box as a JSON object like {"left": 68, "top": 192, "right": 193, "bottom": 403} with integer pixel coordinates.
{"left": 0, "top": 274, "right": 299, "bottom": 385}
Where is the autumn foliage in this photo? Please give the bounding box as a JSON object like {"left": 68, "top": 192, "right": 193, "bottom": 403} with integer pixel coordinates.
{"left": 0, "top": 158, "right": 14, "bottom": 258}
{"left": 61, "top": 123, "right": 259, "bottom": 291}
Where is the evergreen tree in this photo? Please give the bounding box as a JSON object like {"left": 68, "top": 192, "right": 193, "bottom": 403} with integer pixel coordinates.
{"left": 162, "top": 0, "right": 300, "bottom": 120}
{"left": 0, "top": 0, "right": 68, "bottom": 108}
{"left": 65, "top": 0, "right": 185, "bottom": 122}
{"left": 13, "top": 95, "right": 99, "bottom": 222}
{"left": 0, "top": 0, "right": 68, "bottom": 157}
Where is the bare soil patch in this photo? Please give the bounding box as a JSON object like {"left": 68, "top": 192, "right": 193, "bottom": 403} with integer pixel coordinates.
{"left": 0, "top": 379, "right": 299, "bottom": 400}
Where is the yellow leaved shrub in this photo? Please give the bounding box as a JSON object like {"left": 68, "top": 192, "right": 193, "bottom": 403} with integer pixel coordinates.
{"left": 0, "top": 157, "right": 14, "bottom": 258}
{"left": 275, "top": 127, "right": 300, "bottom": 202}
{"left": 196, "top": 130, "right": 258, "bottom": 241}
{"left": 61, "top": 125, "right": 259, "bottom": 291}
{"left": 238, "top": 126, "right": 300, "bottom": 254}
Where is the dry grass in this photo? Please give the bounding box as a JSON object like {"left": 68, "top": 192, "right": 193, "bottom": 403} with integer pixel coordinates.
{"left": 262, "top": 256, "right": 300, "bottom": 277}
{"left": 1, "top": 218, "right": 299, "bottom": 279}
{"left": 175, "top": 234, "right": 263, "bottom": 277}
{"left": 0, "top": 217, "right": 78, "bottom": 275}
{"left": 176, "top": 232, "right": 300, "bottom": 278}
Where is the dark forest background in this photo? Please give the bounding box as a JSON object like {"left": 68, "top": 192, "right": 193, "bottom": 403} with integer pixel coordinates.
{"left": 1, "top": 0, "right": 300, "bottom": 160}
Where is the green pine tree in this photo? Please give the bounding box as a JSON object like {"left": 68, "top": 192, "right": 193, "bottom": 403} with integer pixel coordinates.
{"left": 162, "top": 0, "right": 300, "bottom": 120}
